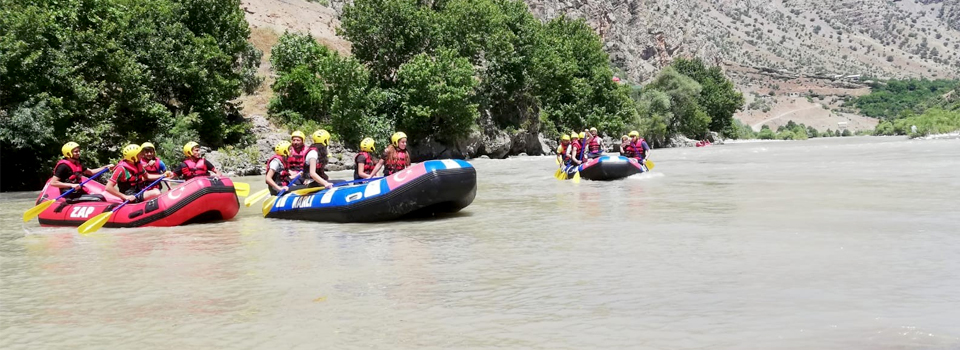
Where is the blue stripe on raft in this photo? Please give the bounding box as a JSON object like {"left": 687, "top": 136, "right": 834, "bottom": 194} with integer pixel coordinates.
{"left": 273, "top": 160, "right": 473, "bottom": 212}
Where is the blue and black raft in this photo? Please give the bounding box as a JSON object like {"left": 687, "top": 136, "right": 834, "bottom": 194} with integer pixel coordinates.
{"left": 263, "top": 160, "right": 477, "bottom": 222}
{"left": 562, "top": 155, "right": 647, "bottom": 181}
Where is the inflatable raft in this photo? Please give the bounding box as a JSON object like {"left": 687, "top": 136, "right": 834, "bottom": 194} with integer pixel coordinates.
{"left": 562, "top": 155, "right": 646, "bottom": 181}
{"left": 264, "top": 159, "right": 477, "bottom": 222}
{"left": 34, "top": 176, "right": 239, "bottom": 228}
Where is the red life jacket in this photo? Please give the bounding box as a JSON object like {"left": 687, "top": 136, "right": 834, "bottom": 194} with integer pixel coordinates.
{"left": 115, "top": 160, "right": 146, "bottom": 193}
{"left": 587, "top": 136, "right": 601, "bottom": 153}
{"left": 287, "top": 144, "right": 308, "bottom": 172}
{"left": 54, "top": 159, "right": 84, "bottom": 183}
{"left": 266, "top": 154, "right": 289, "bottom": 186}
{"left": 558, "top": 143, "right": 571, "bottom": 163}
{"left": 181, "top": 157, "right": 209, "bottom": 180}
{"left": 571, "top": 142, "right": 583, "bottom": 161}
{"left": 622, "top": 142, "right": 638, "bottom": 158}
{"left": 636, "top": 138, "right": 647, "bottom": 159}
{"left": 354, "top": 151, "right": 375, "bottom": 180}
{"left": 384, "top": 148, "right": 409, "bottom": 176}
{"left": 141, "top": 157, "right": 163, "bottom": 174}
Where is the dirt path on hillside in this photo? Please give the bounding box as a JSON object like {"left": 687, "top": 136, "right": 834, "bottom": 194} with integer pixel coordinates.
{"left": 751, "top": 105, "right": 823, "bottom": 131}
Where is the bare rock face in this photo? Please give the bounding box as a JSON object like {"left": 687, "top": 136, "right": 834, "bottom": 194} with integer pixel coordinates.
{"left": 665, "top": 134, "right": 698, "bottom": 148}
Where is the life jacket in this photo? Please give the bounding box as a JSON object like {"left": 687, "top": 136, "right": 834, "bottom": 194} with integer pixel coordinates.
{"left": 384, "top": 148, "right": 409, "bottom": 176}
{"left": 571, "top": 142, "right": 584, "bottom": 161}
{"left": 307, "top": 144, "right": 328, "bottom": 177}
{"left": 287, "top": 144, "right": 308, "bottom": 172}
{"left": 558, "top": 143, "right": 571, "bottom": 163}
{"left": 116, "top": 160, "right": 146, "bottom": 194}
{"left": 587, "top": 136, "right": 601, "bottom": 153}
{"left": 635, "top": 138, "right": 647, "bottom": 159}
{"left": 141, "top": 157, "right": 163, "bottom": 174}
{"left": 622, "top": 142, "right": 638, "bottom": 158}
{"left": 354, "top": 151, "right": 376, "bottom": 180}
{"left": 54, "top": 159, "right": 84, "bottom": 183}
{"left": 181, "top": 157, "right": 209, "bottom": 180}
{"left": 266, "top": 154, "right": 290, "bottom": 186}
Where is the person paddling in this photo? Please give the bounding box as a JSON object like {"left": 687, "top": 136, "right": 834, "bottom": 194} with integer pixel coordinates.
{"left": 265, "top": 141, "right": 295, "bottom": 195}
{"left": 303, "top": 129, "right": 334, "bottom": 188}
{"left": 171, "top": 142, "right": 221, "bottom": 180}
{"left": 50, "top": 142, "right": 114, "bottom": 200}
{"left": 625, "top": 130, "right": 651, "bottom": 165}
{"left": 104, "top": 144, "right": 162, "bottom": 203}
{"left": 372, "top": 132, "right": 410, "bottom": 177}
{"left": 355, "top": 138, "right": 378, "bottom": 180}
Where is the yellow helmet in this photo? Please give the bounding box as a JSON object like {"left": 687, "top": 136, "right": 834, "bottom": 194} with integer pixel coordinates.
{"left": 571, "top": 132, "right": 580, "bottom": 140}
{"left": 312, "top": 129, "right": 331, "bottom": 145}
{"left": 122, "top": 144, "right": 142, "bottom": 163}
{"left": 275, "top": 141, "right": 292, "bottom": 157}
{"left": 61, "top": 142, "right": 80, "bottom": 158}
{"left": 140, "top": 142, "right": 156, "bottom": 151}
{"left": 391, "top": 131, "right": 407, "bottom": 146}
{"left": 360, "top": 137, "right": 376, "bottom": 152}
{"left": 589, "top": 127, "right": 598, "bottom": 132}
{"left": 629, "top": 130, "right": 639, "bottom": 138}
{"left": 578, "top": 132, "right": 586, "bottom": 139}
{"left": 182, "top": 141, "right": 199, "bottom": 157}
{"left": 561, "top": 134, "right": 570, "bottom": 141}
{"left": 290, "top": 130, "right": 306, "bottom": 141}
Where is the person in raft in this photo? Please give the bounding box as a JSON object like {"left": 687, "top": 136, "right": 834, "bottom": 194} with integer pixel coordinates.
{"left": 265, "top": 140, "right": 294, "bottom": 195}
{"left": 619, "top": 135, "right": 629, "bottom": 155}
{"left": 139, "top": 142, "right": 171, "bottom": 191}
{"left": 303, "top": 129, "right": 334, "bottom": 188}
{"left": 354, "top": 138, "right": 378, "bottom": 180}
{"left": 104, "top": 144, "right": 163, "bottom": 203}
{"left": 585, "top": 127, "right": 604, "bottom": 159}
{"left": 556, "top": 134, "right": 577, "bottom": 174}
{"left": 171, "top": 141, "right": 221, "bottom": 180}
{"left": 286, "top": 130, "right": 308, "bottom": 180}
{"left": 622, "top": 130, "right": 651, "bottom": 165}
{"left": 372, "top": 132, "right": 411, "bottom": 177}
{"left": 50, "top": 142, "right": 114, "bottom": 200}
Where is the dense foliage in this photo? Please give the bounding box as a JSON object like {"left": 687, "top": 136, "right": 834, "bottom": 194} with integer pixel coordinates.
{"left": 850, "top": 79, "right": 959, "bottom": 119}
{"left": 0, "top": 0, "right": 260, "bottom": 191}
{"left": 270, "top": 0, "right": 643, "bottom": 147}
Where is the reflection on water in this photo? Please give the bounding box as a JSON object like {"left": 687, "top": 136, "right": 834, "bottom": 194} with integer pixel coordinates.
{"left": 2, "top": 136, "right": 959, "bottom": 349}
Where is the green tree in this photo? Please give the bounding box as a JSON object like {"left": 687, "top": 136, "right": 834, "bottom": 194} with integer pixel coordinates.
{"left": 396, "top": 49, "right": 479, "bottom": 143}
{"left": 268, "top": 32, "right": 388, "bottom": 146}
{"left": 671, "top": 58, "right": 744, "bottom": 136}
{"left": 339, "top": 0, "right": 437, "bottom": 85}
{"left": 0, "top": 0, "right": 259, "bottom": 191}
{"left": 642, "top": 68, "right": 710, "bottom": 138}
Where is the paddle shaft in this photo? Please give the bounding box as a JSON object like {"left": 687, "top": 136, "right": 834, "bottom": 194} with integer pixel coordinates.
{"left": 51, "top": 167, "right": 110, "bottom": 200}
{"left": 110, "top": 176, "right": 167, "bottom": 213}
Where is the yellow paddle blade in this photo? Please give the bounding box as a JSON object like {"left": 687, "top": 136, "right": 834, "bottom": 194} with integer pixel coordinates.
{"left": 78, "top": 211, "right": 114, "bottom": 235}
{"left": 232, "top": 182, "right": 250, "bottom": 197}
{"left": 645, "top": 160, "right": 655, "bottom": 170}
{"left": 243, "top": 188, "right": 270, "bottom": 207}
{"left": 261, "top": 196, "right": 277, "bottom": 216}
{"left": 291, "top": 187, "right": 325, "bottom": 196}
{"left": 554, "top": 168, "right": 563, "bottom": 180}
{"left": 22, "top": 200, "right": 55, "bottom": 222}
{"left": 572, "top": 171, "right": 581, "bottom": 183}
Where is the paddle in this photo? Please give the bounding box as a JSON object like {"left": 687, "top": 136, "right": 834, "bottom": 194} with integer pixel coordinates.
{"left": 645, "top": 159, "right": 656, "bottom": 170}
{"left": 261, "top": 173, "right": 301, "bottom": 216}
{"left": 22, "top": 168, "right": 110, "bottom": 222}
{"left": 243, "top": 188, "right": 270, "bottom": 207}
{"left": 77, "top": 176, "right": 166, "bottom": 235}
{"left": 165, "top": 179, "right": 249, "bottom": 197}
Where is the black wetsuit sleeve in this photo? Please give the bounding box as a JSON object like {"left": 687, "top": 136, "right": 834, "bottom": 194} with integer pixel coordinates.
{"left": 171, "top": 162, "right": 185, "bottom": 176}
{"left": 54, "top": 164, "right": 73, "bottom": 181}
{"left": 204, "top": 159, "right": 216, "bottom": 171}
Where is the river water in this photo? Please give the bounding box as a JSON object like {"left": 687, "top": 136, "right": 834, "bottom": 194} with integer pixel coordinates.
{"left": 1, "top": 136, "right": 958, "bottom": 349}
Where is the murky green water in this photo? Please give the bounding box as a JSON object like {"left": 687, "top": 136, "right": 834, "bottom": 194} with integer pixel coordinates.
{"left": 2, "top": 136, "right": 958, "bottom": 349}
